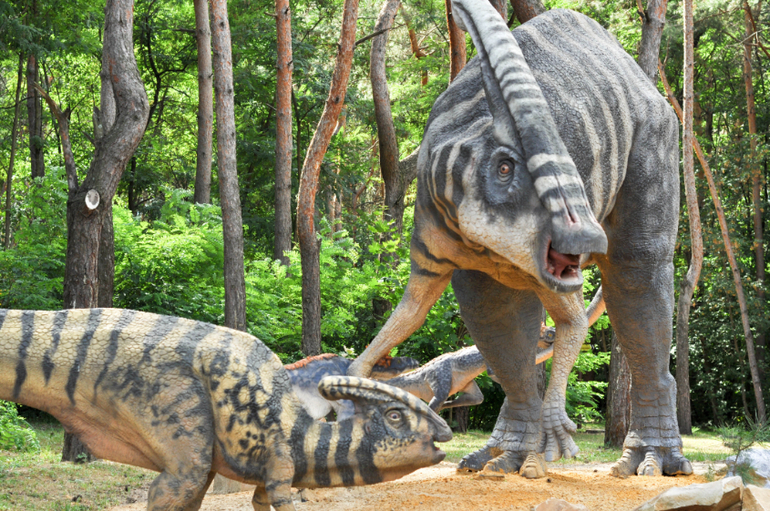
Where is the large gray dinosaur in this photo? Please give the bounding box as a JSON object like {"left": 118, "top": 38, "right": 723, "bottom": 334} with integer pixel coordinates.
{"left": 350, "top": 1, "right": 689, "bottom": 479}
{"left": 0, "top": 308, "right": 451, "bottom": 511}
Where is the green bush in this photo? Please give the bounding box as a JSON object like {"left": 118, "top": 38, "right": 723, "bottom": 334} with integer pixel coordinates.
{"left": 0, "top": 401, "right": 40, "bottom": 452}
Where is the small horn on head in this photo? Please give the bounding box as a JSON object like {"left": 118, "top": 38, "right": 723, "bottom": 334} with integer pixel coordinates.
{"left": 450, "top": 0, "right": 607, "bottom": 256}
{"left": 318, "top": 376, "right": 453, "bottom": 441}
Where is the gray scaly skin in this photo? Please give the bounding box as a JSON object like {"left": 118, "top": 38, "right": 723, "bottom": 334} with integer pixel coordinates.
{"left": 286, "top": 353, "right": 420, "bottom": 420}
{"left": 349, "top": 2, "right": 691, "bottom": 479}
{"left": 0, "top": 308, "right": 451, "bottom": 511}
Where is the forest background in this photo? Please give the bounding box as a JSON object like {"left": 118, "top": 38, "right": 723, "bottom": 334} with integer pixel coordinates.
{"left": 0, "top": 0, "right": 767, "bottom": 433}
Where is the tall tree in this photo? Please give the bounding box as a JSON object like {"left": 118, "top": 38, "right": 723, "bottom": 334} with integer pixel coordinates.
{"left": 26, "top": 52, "right": 45, "bottom": 179}
{"left": 274, "top": 0, "right": 293, "bottom": 265}
{"left": 4, "top": 53, "right": 24, "bottom": 249}
{"left": 636, "top": 0, "right": 667, "bottom": 81}
{"left": 57, "top": 0, "right": 149, "bottom": 460}
{"left": 371, "top": 0, "right": 405, "bottom": 236}
{"left": 605, "top": 333, "right": 631, "bottom": 447}
{"left": 675, "top": 0, "right": 702, "bottom": 435}
{"left": 193, "top": 0, "right": 214, "bottom": 205}
{"left": 297, "top": 0, "right": 361, "bottom": 356}
{"left": 445, "top": 0, "right": 466, "bottom": 81}
{"left": 742, "top": 0, "right": 765, "bottom": 381}
{"left": 211, "top": 0, "right": 247, "bottom": 331}
{"left": 660, "top": 64, "right": 767, "bottom": 424}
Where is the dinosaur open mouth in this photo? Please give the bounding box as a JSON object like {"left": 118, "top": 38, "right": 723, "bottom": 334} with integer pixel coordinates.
{"left": 546, "top": 243, "right": 580, "bottom": 280}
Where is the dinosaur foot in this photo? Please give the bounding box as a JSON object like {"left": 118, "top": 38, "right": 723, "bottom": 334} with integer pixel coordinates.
{"left": 457, "top": 445, "right": 503, "bottom": 474}
{"left": 480, "top": 451, "right": 547, "bottom": 479}
{"left": 610, "top": 446, "right": 693, "bottom": 478}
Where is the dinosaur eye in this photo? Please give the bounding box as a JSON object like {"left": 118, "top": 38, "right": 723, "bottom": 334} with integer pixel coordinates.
{"left": 386, "top": 410, "right": 403, "bottom": 423}
{"left": 498, "top": 161, "right": 514, "bottom": 181}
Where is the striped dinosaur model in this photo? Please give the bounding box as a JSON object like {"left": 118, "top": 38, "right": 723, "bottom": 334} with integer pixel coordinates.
{"left": 286, "top": 353, "right": 419, "bottom": 420}
{"left": 350, "top": 0, "right": 690, "bottom": 479}
{"left": 0, "top": 308, "right": 451, "bottom": 511}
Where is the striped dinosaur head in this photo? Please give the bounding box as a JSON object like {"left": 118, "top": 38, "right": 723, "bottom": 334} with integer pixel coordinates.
{"left": 430, "top": 0, "right": 607, "bottom": 293}
{"left": 318, "top": 376, "right": 451, "bottom": 483}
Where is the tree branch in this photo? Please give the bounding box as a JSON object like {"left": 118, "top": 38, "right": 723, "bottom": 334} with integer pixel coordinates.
{"left": 33, "top": 82, "right": 78, "bottom": 193}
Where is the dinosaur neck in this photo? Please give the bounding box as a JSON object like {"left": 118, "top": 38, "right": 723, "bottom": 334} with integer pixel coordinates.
{"left": 291, "top": 416, "right": 388, "bottom": 488}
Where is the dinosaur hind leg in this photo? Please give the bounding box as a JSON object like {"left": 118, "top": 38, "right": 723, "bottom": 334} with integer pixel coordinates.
{"left": 147, "top": 469, "right": 215, "bottom": 511}
{"left": 452, "top": 270, "right": 544, "bottom": 476}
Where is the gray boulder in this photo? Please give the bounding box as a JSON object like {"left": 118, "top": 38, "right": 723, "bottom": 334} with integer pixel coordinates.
{"left": 727, "top": 448, "right": 770, "bottom": 487}
{"left": 631, "top": 476, "right": 743, "bottom": 511}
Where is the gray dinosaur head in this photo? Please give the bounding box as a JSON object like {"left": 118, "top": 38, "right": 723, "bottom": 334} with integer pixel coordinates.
{"left": 435, "top": 0, "right": 607, "bottom": 293}
{"left": 319, "top": 376, "right": 451, "bottom": 481}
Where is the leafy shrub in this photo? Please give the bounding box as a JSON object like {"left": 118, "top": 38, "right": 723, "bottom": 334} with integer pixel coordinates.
{"left": 0, "top": 401, "right": 40, "bottom": 452}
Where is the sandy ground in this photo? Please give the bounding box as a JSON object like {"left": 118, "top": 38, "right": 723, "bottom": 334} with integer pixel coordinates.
{"left": 109, "top": 461, "right": 723, "bottom": 511}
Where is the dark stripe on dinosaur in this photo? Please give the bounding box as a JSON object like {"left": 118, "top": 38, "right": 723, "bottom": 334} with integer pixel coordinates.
{"left": 93, "top": 309, "right": 137, "bottom": 394}
{"left": 334, "top": 420, "right": 355, "bottom": 486}
{"left": 313, "top": 423, "right": 332, "bottom": 487}
{"left": 12, "top": 311, "right": 35, "bottom": 400}
{"left": 355, "top": 430, "right": 382, "bottom": 485}
{"left": 410, "top": 260, "right": 441, "bottom": 278}
{"left": 65, "top": 308, "right": 103, "bottom": 405}
{"left": 411, "top": 235, "right": 454, "bottom": 267}
{"left": 174, "top": 320, "right": 216, "bottom": 365}
{"left": 140, "top": 315, "right": 180, "bottom": 364}
{"left": 289, "top": 419, "right": 309, "bottom": 484}
{"left": 449, "top": 142, "right": 473, "bottom": 214}
{"left": 43, "top": 310, "right": 69, "bottom": 384}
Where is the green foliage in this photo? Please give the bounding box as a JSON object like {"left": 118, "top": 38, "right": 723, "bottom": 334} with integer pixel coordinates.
{"left": 0, "top": 168, "right": 68, "bottom": 310}
{"left": 0, "top": 401, "right": 40, "bottom": 453}
{"left": 565, "top": 351, "right": 611, "bottom": 424}
{"left": 718, "top": 420, "right": 770, "bottom": 485}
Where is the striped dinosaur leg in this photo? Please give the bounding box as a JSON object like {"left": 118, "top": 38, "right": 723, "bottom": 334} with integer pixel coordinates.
{"left": 452, "top": 270, "right": 545, "bottom": 477}
{"left": 147, "top": 468, "right": 215, "bottom": 511}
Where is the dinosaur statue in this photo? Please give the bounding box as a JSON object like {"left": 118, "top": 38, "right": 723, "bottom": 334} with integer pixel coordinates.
{"left": 349, "top": 0, "right": 690, "bottom": 479}
{"left": 285, "top": 353, "right": 420, "bottom": 420}
{"left": 0, "top": 308, "right": 451, "bottom": 511}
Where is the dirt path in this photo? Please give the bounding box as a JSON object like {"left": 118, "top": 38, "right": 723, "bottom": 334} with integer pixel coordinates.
{"left": 110, "top": 461, "right": 721, "bottom": 511}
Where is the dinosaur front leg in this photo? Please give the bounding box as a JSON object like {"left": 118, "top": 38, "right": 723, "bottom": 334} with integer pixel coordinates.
{"left": 452, "top": 270, "right": 545, "bottom": 477}
{"left": 349, "top": 271, "right": 452, "bottom": 378}
{"left": 536, "top": 290, "right": 587, "bottom": 462}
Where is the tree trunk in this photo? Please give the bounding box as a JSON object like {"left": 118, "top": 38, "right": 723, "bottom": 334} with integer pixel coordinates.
{"left": 60, "top": 0, "right": 149, "bottom": 461}
{"left": 194, "top": 0, "right": 214, "bottom": 205}
{"left": 4, "top": 53, "right": 23, "bottom": 249}
{"left": 274, "top": 0, "right": 293, "bottom": 265}
{"left": 211, "top": 0, "right": 247, "bottom": 331}
{"left": 635, "top": 0, "right": 667, "bottom": 83}
{"left": 675, "top": 0, "right": 701, "bottom": 435}
{"left": 454, "top": 405, "right": 469, "bottom": 433}
{"left": 26, "top": 53, "right": 45, "bottom": 179}
{"left": 509, "top": 0, "right": 545, "bottom": 24}
{"left": 297, "top": 0, "right": 361, "bottom": 356}
{"left": 371, "top": 0, "right": 405, "bottom": 237}
{"left": 400, "top": 6, "right": 428, "bottom": 86}
{"left": 660, "top": 62, "right": 767, "bottom": 424}
{"left": 445, "top": 0, "right": 466, "bottom": 82}
{"left": 605, "top": 333, "right": 631, "bottom": 447}
{"left": 743, "top": 0, "right": 766, "bottom": 385}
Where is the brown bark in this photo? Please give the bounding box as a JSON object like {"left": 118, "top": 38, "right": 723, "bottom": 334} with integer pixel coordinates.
{"left": 4, "top": 53, "right": 23, "bottom": 249}
{"left": 445, "top": 0, "right": 466, "bottom": 82}
{"left": 399, "top": 6, "right": 428, "bottom": 86}
{"left": 743, "top": 0, "right": 766, "bottom": 382}
{"left": 675, "top": 0, "right": 701, "bottom": 435}
{"left": 660, "top": 62, "right": 767, "bottom": 424}
{"left": 194, "top": 0, "right": 214, "bottom": 205}
{"left": 60, "top": 0, "right": 149, "bottom": 462}
{"left": 489, "top": 0, "right": 508, "bottom": 19}
{"left": 635, "top": 0, "right": 667, "bottom": 83}
{"left": 26, "top": 53, "right": 45, "bottom": 179}
{"left": 509, "top": 0, "right": 545, "bottom": 24}
{"left": 274, "top": 0, "right": 293, "bottom": 265}
{"left": 604, "top": 333, "right": 631, "bottom": 447}
{"left": 211, "top": 0, "right": 247, "bottom": 332}
{"left": 297, "top": 0, "right": 361, "bottom": 356}
{"left": 371, "top": 0, "right": 405, "bottom": 237}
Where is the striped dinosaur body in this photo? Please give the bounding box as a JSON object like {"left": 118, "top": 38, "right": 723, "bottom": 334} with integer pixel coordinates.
{"left": 0, "top": 308, "right": 451, "bottom": 511}
{"left": 351, "top": 2, "right": 690, "bottom": 480}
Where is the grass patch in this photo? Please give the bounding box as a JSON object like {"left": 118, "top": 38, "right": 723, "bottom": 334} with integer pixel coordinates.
{"left": 0, "top": 418, "right": 154, "bottom": 511}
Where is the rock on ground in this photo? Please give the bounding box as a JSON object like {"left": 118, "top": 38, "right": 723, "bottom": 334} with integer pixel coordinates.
{"left": 631, "top": 476, "right": 742, "bottom": 511}
{"left": 727, "top": 448, "right": 770, "bottom": 488}
{"left": 745, "top": 484, "right": 770, "bottom": 511}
